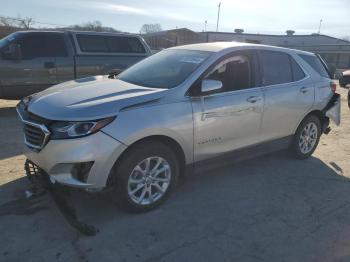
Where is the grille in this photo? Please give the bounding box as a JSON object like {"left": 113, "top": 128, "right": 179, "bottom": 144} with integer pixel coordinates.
{"left": 16, "top": 103, "right": 51, "bottom": 151}
{"left": 24, "top": 123, "right": 47, "bottom": 149}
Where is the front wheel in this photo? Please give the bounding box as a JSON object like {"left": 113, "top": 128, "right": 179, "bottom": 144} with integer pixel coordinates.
{"left": 291, "top": 115, "right": 321, "bottom": 159}
{"left": 109, "top": 141, "right": 179, "bottom": 213}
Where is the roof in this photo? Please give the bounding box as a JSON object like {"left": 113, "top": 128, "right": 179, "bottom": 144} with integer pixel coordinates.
{"left": 171, "top": 41, "right": 314, "bottom": 55}
{"left": 202, "top": 31, "right": 350, "bottom": 42}
{"left": 200, "top": 31, "right": 350, "bottom": 45}
{"left": 171, "top": 41, "right": 253, "bottom": 52}
{"left": 142, "top": 28, "right": 197, "bottom": 37}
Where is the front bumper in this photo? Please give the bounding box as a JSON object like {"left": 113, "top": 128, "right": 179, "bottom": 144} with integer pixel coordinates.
{"left": 24, "top": 131, "right": 127, "bottom": 190}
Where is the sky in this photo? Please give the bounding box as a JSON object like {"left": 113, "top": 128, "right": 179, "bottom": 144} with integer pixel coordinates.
{"left": 1, "top": 0, "right": 350, "bottom": 38}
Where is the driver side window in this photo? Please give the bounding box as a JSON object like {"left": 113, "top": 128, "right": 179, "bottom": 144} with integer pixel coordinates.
{"left": 205, "top": 53, "right": 254, "bottom": 93}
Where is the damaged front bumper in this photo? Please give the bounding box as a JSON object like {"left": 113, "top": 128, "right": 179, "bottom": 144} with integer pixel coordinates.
{"left": 23, "top": 131, "right": 127, "bottom": 191}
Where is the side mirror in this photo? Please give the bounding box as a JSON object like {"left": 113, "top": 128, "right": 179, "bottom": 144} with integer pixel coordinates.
{"left": 2, "top": 43, "right": 22, "bottom": 61}
{"left": 201, "top": 79, "right": 222, "bottom": 93}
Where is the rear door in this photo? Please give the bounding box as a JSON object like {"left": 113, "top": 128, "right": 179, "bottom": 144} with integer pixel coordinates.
{"left": 299, "top": 54, "right": 334, "bottom": 107}
{"left": 259, "top": 50, "right": 314, "bottom": 141}
{"left": 191, "top": 50, "right": 264, "bottom": 162}
{"left": 1, "top": 33, "right": 59, "bottom": 98}
{"left": 73, "top": 33, "right": 149, "bottom": 78}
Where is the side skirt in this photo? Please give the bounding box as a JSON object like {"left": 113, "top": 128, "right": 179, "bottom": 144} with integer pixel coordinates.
{"left": 192, "top": 136, "right": 293, "bottom": 174}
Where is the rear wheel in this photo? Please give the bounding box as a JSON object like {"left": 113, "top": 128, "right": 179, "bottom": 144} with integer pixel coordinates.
{"left": 109, "top": 141, "right": 179, "bottom": 213}
{"left": 291, "top": 115, "right": 321, "bottom": 159}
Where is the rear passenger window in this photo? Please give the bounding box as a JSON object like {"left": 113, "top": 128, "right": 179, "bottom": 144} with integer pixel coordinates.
{"left": 259, "top": 51, "right": 292, "bottom": 86}
{"left": 77, "top": 34, "right": 145, "bottom": 54}
{"left": 299, "top": 54, "right": 329, "bottom": 78}
{"left": 46, "top": 34, "right": 68, "bottom": 57}
{"left": 290, "top": 57, "right": 305, "bottom": 81}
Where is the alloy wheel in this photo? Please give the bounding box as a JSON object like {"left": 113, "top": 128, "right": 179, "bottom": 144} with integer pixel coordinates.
{"left": 298, "top": 122, "right": 318, "bottom": 154}
{"left": 127, "top": 156, "right": 171, "bottom": 205}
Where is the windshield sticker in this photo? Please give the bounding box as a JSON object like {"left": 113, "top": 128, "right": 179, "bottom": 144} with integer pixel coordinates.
{"left": 180, "top": 57, "right": 205, "bottom": 64}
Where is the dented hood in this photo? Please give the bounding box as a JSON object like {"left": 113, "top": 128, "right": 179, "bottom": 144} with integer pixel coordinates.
{"left": 27, "top": 76, "right": 167, "bottom": 121}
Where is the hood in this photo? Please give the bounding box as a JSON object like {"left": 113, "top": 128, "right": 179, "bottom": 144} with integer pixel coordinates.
{"left": 28, "top": 76, "right": 167, "bottom": 121}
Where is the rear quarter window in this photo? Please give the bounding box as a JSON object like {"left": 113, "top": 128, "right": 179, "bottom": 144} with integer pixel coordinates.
{"left": 299, "top": 54, "right": 330, "bottom": 78}
{"left": 290, "top": 57, "right": 305, "bottom": 81}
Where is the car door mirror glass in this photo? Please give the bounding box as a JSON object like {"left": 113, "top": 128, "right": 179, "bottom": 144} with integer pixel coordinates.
{"left": 201, "top": 79, "right": 222, "bottom": 93}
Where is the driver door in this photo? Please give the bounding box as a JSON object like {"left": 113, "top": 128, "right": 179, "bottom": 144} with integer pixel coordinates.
{"left": 190, "top": 50, "right": 264, "bottom": 162}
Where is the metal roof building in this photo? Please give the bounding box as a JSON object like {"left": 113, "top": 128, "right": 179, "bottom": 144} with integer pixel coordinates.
{"left": 143, "top": 28, "right": 350, "bottom": 76}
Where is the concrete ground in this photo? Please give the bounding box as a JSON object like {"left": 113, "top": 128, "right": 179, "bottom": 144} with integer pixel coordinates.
{"left": 0, "top": 85, "right": 350, "bottom": 262}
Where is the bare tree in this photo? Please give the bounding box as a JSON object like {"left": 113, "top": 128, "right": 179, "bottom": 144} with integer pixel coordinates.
{"left": 0, "top": 15, "right": 33, "bottom": 38}
{"left": 0, "top": 17, "right": 13, "bottom": 27}
{"left": 68, "top": 20, "right": 120, "bottom": 32}
{"left": 18, "top": 16, "right": 34, "bottom": 29}
{"left": 140, "top": 24, "right": 162, "bottom": 34}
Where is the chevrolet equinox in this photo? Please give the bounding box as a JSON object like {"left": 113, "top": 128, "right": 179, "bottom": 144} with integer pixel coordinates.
{"left": 17, "top": 42, "right": 341, "bottom": 212}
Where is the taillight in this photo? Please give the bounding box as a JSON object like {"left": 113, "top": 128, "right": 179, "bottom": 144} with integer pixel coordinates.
{"left": 330, "top": 82, "right": 336, "bottom": 93}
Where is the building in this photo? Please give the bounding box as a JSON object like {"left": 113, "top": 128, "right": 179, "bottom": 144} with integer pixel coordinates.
{"left": 142, "top": 28, "right": 350, "bottom": 75}
{"left": 142, "top": 28, "right": 200, "bottom": 50}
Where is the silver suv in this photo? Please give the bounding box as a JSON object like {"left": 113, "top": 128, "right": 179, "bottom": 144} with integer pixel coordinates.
{"left": 17, "top": 42, "right": 340, "bottom": 212}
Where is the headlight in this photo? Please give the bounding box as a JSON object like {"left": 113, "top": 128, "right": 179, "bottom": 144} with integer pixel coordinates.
{"left": 50, "top": 117, "right": 115, "bottom": 139}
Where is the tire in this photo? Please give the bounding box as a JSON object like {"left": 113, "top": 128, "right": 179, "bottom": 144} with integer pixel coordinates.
{"left": 109, "top": 141, "right": 179, "bottom": 213}
{"left": 291, "top": 115, "right": 321, "bottom": 159}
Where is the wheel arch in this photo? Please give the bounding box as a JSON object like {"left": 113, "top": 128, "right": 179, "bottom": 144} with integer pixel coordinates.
{"left": 294, "top": 109, "right": 326, "bottom": 134}
{"left": 107, "top": 135, "right": 187, "bottom": 186}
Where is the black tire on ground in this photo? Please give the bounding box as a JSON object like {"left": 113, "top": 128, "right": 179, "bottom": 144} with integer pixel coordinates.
{"left": 109, "top": 141, "right": 179, "bottom": 213}
{"left": 291, "top": 115, "right": 321, "bottom": 160}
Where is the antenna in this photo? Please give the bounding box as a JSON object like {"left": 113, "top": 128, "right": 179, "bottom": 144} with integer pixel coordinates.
{"left": 216, "top": 2, "right": 221, "bottom": 32}
{"left": 318, "top": 19, "right": 323, "bottom": 34}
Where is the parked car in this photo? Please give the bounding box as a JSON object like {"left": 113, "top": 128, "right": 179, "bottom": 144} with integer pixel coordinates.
{"left": 339, "top": 69, "right": 350, "bottom": 88}
{"left": 0, "top": 30, "right": 152, "bottom": 99}
{"left": 17, "top": 42, "right": 340, "bottom": 212}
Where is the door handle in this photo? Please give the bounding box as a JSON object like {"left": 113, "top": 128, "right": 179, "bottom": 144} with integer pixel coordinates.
{"left": 44, "top": 62, "right": 55, "bottom": 69}
{"left": 300, "top": 86, "right": 311, "bottom": 93}
{"left": 246, "top": 96, "right": 262, "bottom": 103}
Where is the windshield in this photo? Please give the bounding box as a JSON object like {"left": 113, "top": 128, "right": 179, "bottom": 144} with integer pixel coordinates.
{"left": 117, "top": 49, "right": 212, "bottom": 89}
{"left": 0, "top": 32, "right": 17, "bottom": 50}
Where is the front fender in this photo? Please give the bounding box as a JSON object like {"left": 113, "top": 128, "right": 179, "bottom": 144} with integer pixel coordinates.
{"left": 102, "top": 101, "right": 194, "bottom": 164}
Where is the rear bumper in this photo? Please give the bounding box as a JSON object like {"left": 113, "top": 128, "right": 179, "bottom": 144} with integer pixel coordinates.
{"left": 24, "top": 131, "right": 127, "bottom": 190}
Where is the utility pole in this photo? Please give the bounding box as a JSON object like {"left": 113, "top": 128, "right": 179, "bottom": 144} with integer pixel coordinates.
{"left": 204, "top": 20, "right": 207, "bottom": 32}
{"left": 216, "top": 2, "right": 221, "bottom": 32}
{"left": 318, "top": 19, "right": 323, "bottom": 34}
